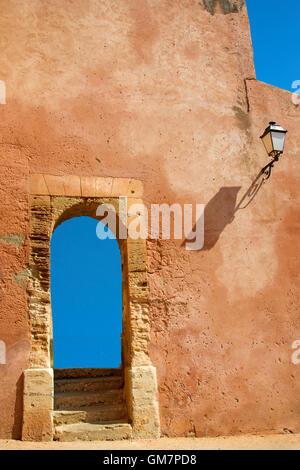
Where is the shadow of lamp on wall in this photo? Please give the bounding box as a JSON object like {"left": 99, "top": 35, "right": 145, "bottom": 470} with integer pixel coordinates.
{"left": 182, "top": 187, "right": 241, "bottom": 251}
{"left": 182, "top": 122, "right": 288, "bottom": 250}
{"left": 202, "top": 187, "right": 241, "bottom": 250}
{"left": 260, "top": 121, "right": 288, "bottom": 179}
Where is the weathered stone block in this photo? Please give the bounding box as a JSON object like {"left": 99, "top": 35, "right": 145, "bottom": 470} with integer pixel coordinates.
{"left": 23, "top": 368, "right": 53, "bottom": 410}
{"left": 125, "top": 366, "right": 160, "bottom": 439}
{"left": 63, "top": 175, "right": 81, "bottom": 196}
{"left": 44, "top": 175, "right": 65, "bottom": 196}
{"left": 30, "top": 337, "right": 51, "bottom": 369}
{"left": 128, "top": 272, "right": 148, "bottom": 300}
{"left": 127, "top": 239, "right": 147, "bottom": 272}
{"left": 81, "top": 176, "right": 96, "bottom": 197}
{"left": 22, "top": 368, "right": 54, "bottom": 441}
{"left": 22, "top": 409, "right": 53, "bottom": 441}
{"left": 111, "top": 178, "right": 129, "bottom": 197}
{"left": 95, "top": 177, "right": 113, "bottom": 196}
{"left": 30, "top": 174, "right": 49, "bottom": 195}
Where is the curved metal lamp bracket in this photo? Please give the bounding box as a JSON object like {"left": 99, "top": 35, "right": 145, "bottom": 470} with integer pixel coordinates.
{"left": 262, "top": 153, "right": 280, "bottom": 180}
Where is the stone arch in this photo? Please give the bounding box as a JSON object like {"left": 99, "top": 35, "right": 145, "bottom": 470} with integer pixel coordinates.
{"left": 22, "top": 174, "right": 160, "bottom": 441}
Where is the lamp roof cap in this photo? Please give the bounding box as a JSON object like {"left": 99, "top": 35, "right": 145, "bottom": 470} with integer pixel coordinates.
{"left": 260, "top": 121, "right": 287, "bottom": 139}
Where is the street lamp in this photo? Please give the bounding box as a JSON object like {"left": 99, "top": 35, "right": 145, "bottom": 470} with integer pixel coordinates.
{"left": 260, "top": 121, "right": 287, "bottom": 179}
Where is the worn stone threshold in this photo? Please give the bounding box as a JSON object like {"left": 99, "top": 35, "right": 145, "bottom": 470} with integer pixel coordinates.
{"left": 53, "top": 422, "right": 133, "bottom": 442}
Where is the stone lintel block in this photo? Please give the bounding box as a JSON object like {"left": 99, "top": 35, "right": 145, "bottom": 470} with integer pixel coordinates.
{"left": 111, "top": 178, "right": 129, "bottom": 197}
{"left": 81, "top": 176, "right": 96, "bottom": 197}
{"left": 30, "top": 175, "right": 144, "bottom": 199}
{"left": 22, "top": 409, "right": 53, "bottom": 441}
{"left": 95, "top": 177, "right": 113, "bottom": 197}
{"left": 30, "top": 174, "right": 49, "bottom": 195}
{"left": 44, "top": 174, "right": 65, "bottom": 196}
{"left": 125, "top": 366, "right": 160, "bottom": 439}
{"left": 63, "top": 175, "right": 81, "bottom": 196}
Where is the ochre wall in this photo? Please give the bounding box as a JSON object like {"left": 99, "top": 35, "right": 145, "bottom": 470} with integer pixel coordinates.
{"left": 0, "top": 0, "right": 299, "bottom": 438}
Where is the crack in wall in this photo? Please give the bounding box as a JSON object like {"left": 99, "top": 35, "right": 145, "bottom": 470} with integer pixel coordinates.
{"left": 244, "top": 77, "right": 257, "bottom": 112}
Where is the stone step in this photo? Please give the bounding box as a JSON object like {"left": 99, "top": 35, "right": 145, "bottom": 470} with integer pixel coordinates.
{"left": 54, "top": 422, "right": 132, "bottom": 441}
{"left": 54, "top": 368, "right": 123, "bottom": 380}
{"left": 54, "top": 375, "right": 123, "bottom": 393}
{"left": 52, "top": 404, "right": 128, "bottom": 426}
{"left": 54, "top": 389, "right": 124, "bottom": 410}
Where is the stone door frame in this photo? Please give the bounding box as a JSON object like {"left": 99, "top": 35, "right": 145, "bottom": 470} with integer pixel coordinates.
{"left": 22, "top": 174, "right": 160, "bottom": 441}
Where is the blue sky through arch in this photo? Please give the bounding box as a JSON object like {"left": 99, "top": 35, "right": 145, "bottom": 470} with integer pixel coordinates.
{"left": 50, "top": 216, "right": 122, "bottom": 369}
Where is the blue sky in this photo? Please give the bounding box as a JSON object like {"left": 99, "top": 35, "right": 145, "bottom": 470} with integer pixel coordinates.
{"left": 51, "top": 3, "right": 298, "bottom": 369}
{"left": 51, "top": 217, "right": 122, "bottom": 368}
{"left": 246, "top": 1, "right": 299, "bottom": 91}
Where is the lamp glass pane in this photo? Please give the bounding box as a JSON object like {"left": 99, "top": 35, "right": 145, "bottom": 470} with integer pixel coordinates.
{"left": 262, "top": 131, "right": 273, "bottom": 155}
{"left": 271, "top": 131, "right": 285, "bottom": 153}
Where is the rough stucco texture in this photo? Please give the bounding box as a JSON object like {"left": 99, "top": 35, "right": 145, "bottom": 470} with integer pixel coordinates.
{"left": 0, "top": 0, "right": 299, "bottom": 438}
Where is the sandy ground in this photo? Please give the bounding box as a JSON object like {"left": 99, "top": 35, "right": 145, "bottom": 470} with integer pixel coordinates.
{"left": 0, "top": 433, "right": 299, "bottom": 450}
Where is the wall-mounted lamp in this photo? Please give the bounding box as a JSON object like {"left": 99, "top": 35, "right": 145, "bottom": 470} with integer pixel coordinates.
{"left": 260, "top": 121, "right": 287, "bottom": 179}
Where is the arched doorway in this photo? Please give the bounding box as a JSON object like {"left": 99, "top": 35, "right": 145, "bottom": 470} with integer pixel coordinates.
{"left": 22, "top": 175, "right": 160, "bottom": 442}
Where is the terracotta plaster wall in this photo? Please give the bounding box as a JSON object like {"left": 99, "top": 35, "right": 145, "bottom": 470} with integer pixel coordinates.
{"left": 0, "top": 0, "right": 299, "bottom": 438}
{"left": 149, "top": 80, "right": 300, "bottom": 436}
